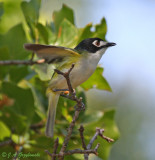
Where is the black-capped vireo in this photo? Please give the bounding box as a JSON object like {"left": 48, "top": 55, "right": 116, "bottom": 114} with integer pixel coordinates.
{"left": 24, "top": 38, "right": 116, "bottom": 137}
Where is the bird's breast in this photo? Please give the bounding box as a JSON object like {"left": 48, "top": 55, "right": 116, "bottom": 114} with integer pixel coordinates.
{"left": 49, "top": 53, "right": 101, "bottom": 90}
{"left": 70, "top": 57, "right": 98, "bottom": 88}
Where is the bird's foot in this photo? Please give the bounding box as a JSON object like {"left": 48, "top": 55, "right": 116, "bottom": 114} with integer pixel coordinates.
{"left": 64, "top": 91, "right": 69, "bottom": 94}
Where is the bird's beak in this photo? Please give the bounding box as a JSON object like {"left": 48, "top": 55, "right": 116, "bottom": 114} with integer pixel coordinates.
{"left": 105, "top": 42, "right": 116, "bottom": 47}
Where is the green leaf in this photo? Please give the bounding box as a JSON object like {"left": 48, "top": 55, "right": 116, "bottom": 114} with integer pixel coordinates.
{"left": 9, "top": 66, "right": 29, "bottom": 83}
{"left": 0, "top": 107, "right": 27, "bottom": 135}
{"left": 0, "top": 47, "right": 10, "bottom": 60}
{"left": 46, "top": 23, "right": 57, "bottom": 43}
{"left": 0, "top": 0, "right": 24, "bottom": 33}
{"left": 56, "top": 19, "right": 78, "bottom": 47}
{"left": 26, "top": 135, "right": 54, "bottom": 159}
{"left": 58, "top": 96, "right": 75, "bottom": 123}
{"left": 0, "top": 47, "right": 10, "bottom": 79}
{"left": 0, "top": 2, "right": 4, "bottom": 18}
{"left": 33, "top": 64, "right": 55, "bottom": 81}
{"left": 21, "top": 0, "right": 41, "bottom": 41}
{"left": 0, "top": 48, "right": 29, "bottom": 82}
{"left": 81, "top": 67, "right": 112, "bottom": 91}
{"left": 53, "top": 4, "right": 74, "bottom": 33}
{"left": 77, "top": 23, "right": 93, "bottom": 44}
{"left": 77, "top": 18, "right": 107, "bottom": 45}
{"left": 26, "top": 81, "right": 46, "bottom": 116}
{"left": 93, "top": 18, "right": 107, "bottom": 40}
{"left": 0, "top": 24, "right": 28, "bottom": 59}
{"left": 36, "top": 23, "right": 49, "bottom": 44}
{"left": 0, "top": 121, "right": 11, "bottom": 140}
{"left": 89, "top": 155, "right": 102, "bottom": 160}
{"left": 21, "top": 0, "right": 41, "bottom": 24}
{"left": 1, "top": 82, "right": 35, "bottom": 121}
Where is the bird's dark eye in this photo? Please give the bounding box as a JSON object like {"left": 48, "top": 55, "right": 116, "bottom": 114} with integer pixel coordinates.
{"left": 92, "top": 40, "right": 101, "bottom": 47}
{"left": 95, "top": 41, "right": 100, "bottom": 46}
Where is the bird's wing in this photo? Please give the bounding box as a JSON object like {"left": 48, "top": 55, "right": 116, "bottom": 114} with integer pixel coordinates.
{"left": 24, "top": 44, "right": 80, "bottom": 63}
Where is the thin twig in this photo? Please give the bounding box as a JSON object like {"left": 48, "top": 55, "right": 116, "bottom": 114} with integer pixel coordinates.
{"left": 84, "top": 129, "right": 100, "bottom": 160}
{"left": 52, "top": 138, "right": 59, "bottom": 160}
{"left": 101, "top": 135, "right": 114, "bottom": 142}
{"left": 94, "top": 143, "right": 100, "bottom": 154}
{"left": 79, "top": 125, "right": 88, "bottom": 160}
{"left": 87, "top": 130, "right": 100, "bottom": 150}
{"left": 79, "top": 125, "right": 89, "bottom": 160}
{"left": 13, "top": 146, "right": 23, "bottom": 160}
{"left": 0, "top": 59, "right": 45, "bottom": 65}
{"left": 64, "top": 149, "right": 98, "bottom": 156}
{"left": 54, "top": 63, "right": 75, "bottom": 94}
{"left": 96, "top": 128, "right": 114, "bottom": 143}
{"left": 79, "top": 125, "right": 87, "bottom": 150}
{"left": 84, "top": 128, "right": 114, "bottom": 160}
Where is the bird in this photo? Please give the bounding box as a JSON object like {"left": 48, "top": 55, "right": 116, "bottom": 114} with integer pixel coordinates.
{"left": 24, "top": 38, "right": 116, "bottom": 137}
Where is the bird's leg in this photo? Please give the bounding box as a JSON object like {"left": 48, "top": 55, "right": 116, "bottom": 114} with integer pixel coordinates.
{"left": 53, "top": 89, "right": 71, "bottom": 95}
{"left": 53, "top": 88, "right": 75, "bottom": 95}
{"left": 53, "top": 89, "right": 69, "bottom": 92}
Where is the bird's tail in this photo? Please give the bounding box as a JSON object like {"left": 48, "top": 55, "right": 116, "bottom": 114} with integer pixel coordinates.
{"left": 45, "top": 91, "right": 59, "bottom": 137}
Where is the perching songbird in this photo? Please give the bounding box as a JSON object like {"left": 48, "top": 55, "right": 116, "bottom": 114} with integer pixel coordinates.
{"left": 24, "top": 38, "right": 116, "bottom": 137}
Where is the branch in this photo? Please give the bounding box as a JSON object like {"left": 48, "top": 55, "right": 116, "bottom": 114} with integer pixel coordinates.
{"left": 79, "top": 125, "right": 89, "bottom": 160}
{"left": 54, "top": 64, "right": 85, "bottom": 160}
{"left": 30, "top": 121, "right": 45, "bottom": 134}
{"left": 79, "top": 125, "right": 87, "bottom": 150}
{"left": 84, "top": 128, "right": 100, "bottom": 160}
{"left": 0, "top": 139, "right": 14, "bottom": 147}
{"left": 45, "top": 148, "right": 99, "bottom": 157}
{"left": 43, "top": 63, "right": 114, "bottom": 160}
{"left": 54, "top": 63, "right": 75, "bottom": 94}
{"left": 0, "top": 59, "right": 45, "bottom": 65}
{"left": 84, "top": 128, "right": 114, "bottom": 160}
{"left": 96, "top": 128, "right": 114, "bottom": 143}
{"left": 52, "top": 138, "right": 59, "bottom": 160}
{"left": 58, "top": 110, "right": 81, "bottom": 160}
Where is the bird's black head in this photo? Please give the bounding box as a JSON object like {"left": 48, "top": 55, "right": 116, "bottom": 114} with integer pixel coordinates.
{"left": 74, "top": 38, "right": 116, "bottom": 53}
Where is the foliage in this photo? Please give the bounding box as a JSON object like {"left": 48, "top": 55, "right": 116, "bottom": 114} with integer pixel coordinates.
{"left": 0, "top": 1, "right": 119, "bottom": 160}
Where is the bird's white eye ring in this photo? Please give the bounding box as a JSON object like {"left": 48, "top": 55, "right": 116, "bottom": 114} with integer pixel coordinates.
{"left": 92, "top": 40, "right": 100, "bottom": 47}
{"left": 92, "top": 40, "right": 105, "bottom": 47}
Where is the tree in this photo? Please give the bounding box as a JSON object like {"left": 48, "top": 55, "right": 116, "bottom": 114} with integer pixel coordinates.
{"left": 0, "top": 1, "right": 119, "bottom": 160}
